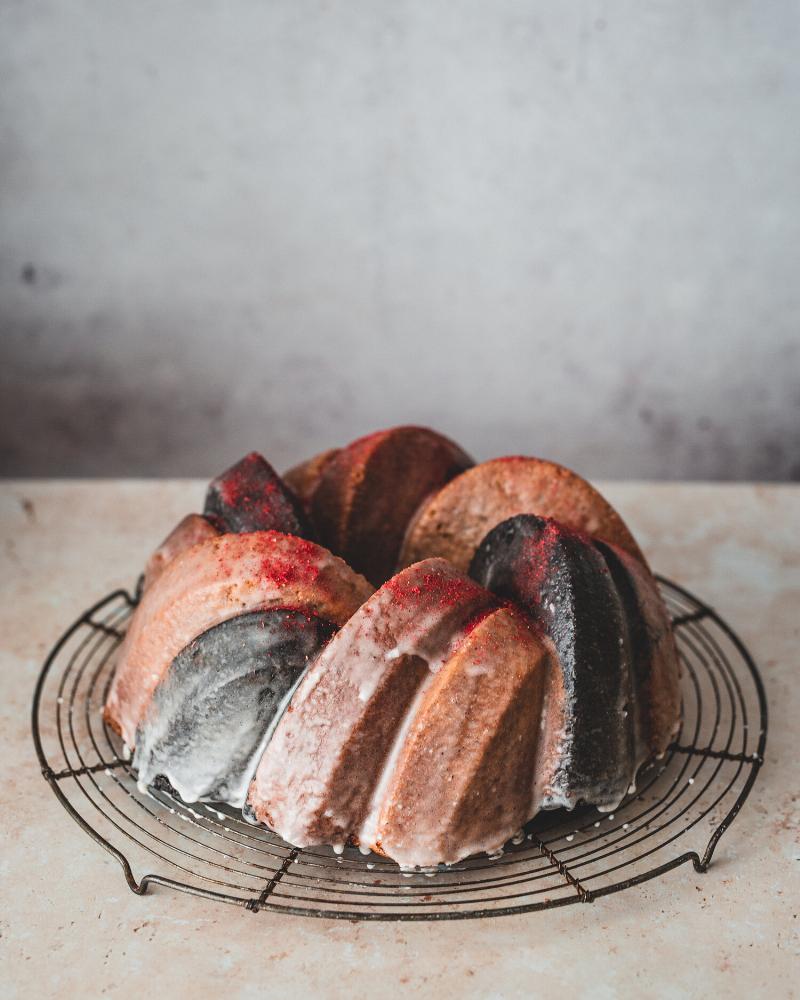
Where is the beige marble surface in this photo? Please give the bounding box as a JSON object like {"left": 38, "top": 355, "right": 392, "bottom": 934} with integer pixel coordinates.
{"left": 1, "top": 481, "right": 798, "bottom": 999}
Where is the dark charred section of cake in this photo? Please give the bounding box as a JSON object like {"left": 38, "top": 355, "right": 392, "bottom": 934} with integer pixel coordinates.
{"left": 133, "top": 609, "right": 335, "bottom": 806}
{"left": 150, "top": 773, "right": 180, "bottom": 797}
{"left": 593, "top": 540, "right": 652, "bottom": 757}
{"left": 204, "top": 452, "right": 311, "bottom": 537}
{"left": 375, "top": 605, "right": 550, "bottom": 866}
{"left": 470, "top": 514, "right": 635, "bottom": 810}
{"left": 594, "top": 539, "right": 681, "bottom": 757}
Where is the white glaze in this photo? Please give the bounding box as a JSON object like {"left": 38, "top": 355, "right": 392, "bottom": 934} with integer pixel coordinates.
{"left": 247, "top": 559, "right": 494, "bottom": 852}
{"left": 357, "top": 670, "right": 436, "bottom": 850}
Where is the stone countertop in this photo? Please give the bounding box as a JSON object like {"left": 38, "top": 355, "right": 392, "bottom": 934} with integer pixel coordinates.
{"left": 2, "top": 481, "right": 798, "bottom": 999}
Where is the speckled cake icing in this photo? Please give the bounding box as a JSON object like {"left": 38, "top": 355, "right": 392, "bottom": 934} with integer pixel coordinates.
{"left": 105, "top": 427, "right": 681, "bottom": 868}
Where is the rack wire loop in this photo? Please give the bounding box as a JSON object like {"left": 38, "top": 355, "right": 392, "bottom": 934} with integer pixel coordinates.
{"left": 31, "top": 575, "right": 767, "bottom": 921}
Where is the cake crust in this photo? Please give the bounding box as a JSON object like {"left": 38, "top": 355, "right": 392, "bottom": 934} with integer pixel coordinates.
{"left": 372, "top": 606, "right": 552, "bottom": 867}
{"left": 398, "top": 455, "right": 646, "bottom": 574}
{"left": 143, "top": 513, "right": 221, "bottom": 591}
{"left": 310, "top": 426, "right": 473, "bottom": 585}
{"left": 245, "top": 560, "right": 497, "bottom": 851}
{"left": 283, "top": 448, "right": 341, "bottom": 510}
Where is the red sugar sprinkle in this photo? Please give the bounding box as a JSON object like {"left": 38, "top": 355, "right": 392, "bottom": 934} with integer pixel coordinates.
{"left": 383, "top": 565, "right": 485, "bottom": 609}
{"left": 211, "top": 452, "right": 302, "bottom": 532}
{"left": 515, "top": 519, "right": 561, "bottom": 592}
{"left": 258, "top": 536, "right": 322, "bottom": 588}
{"left": 217, "top": 452, "right": 265, "bottom": 507}
{"left": 461, "top": 605, "right": 498, "bottom": 636}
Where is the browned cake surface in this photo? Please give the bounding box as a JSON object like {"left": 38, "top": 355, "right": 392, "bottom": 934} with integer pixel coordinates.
{"left": 310, "top": 426, "right": 473, "bottom": 584}
{"left": 399, "top": 455, "right": 646, "bottom": 573}
{"left": 373, "top": 605, "right": 552, "bottom": 867}
{"left": 143, "top": 513, "right": 220, "bottom": 591}
{"left": 282, "top": 448, "right": 341, "bottom": 510}
{"left": 599, "top": 541, "right": 681, "bottom": 756}
{"left": 246, "top": 559, "right": 497, "bottom": 853}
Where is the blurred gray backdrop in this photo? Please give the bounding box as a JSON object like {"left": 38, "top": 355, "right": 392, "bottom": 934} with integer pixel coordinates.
{"left": 1, "top": 1, "right": 798, "bottom": 479}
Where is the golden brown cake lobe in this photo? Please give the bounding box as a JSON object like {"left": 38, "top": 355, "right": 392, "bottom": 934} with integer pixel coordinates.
{"left": 310, "top": 426, "right": 473, "bottom": 585}
{"left": 245, "top": 559, "right": 498, "bottom": 854}
{"left": 283, "top": 448, "right": 341, "bottom": 510}
{"left": 371, "top": 605, "right": 552, "bottom": 866}
{"left": 143, "top": 514, "right": 220, "bottom": 591}
{"left": 399, "top": 455, "right": 645, "bottom": 573}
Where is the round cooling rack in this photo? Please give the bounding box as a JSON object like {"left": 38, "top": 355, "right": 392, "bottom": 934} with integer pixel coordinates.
{"left": 32, "top": 576, "right": 767, "bottom": 921}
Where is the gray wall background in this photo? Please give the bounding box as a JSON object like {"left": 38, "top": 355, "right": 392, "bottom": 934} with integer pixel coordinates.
{"left": 1, "top": 0, "right": 798, "bottom": 479}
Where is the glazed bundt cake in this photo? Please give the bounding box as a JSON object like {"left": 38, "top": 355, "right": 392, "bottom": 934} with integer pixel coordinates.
{"left": 105, "top": 425, "right": 681, "bottom": 868}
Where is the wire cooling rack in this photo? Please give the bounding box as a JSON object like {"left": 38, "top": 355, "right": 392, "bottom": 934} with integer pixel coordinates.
{"left": 31, "top": 576, "right": 767, "bottom": 921}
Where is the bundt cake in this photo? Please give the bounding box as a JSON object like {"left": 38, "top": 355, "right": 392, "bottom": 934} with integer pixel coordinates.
{"left": 105, "top": 426, "right": 681, "bottom": 868}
